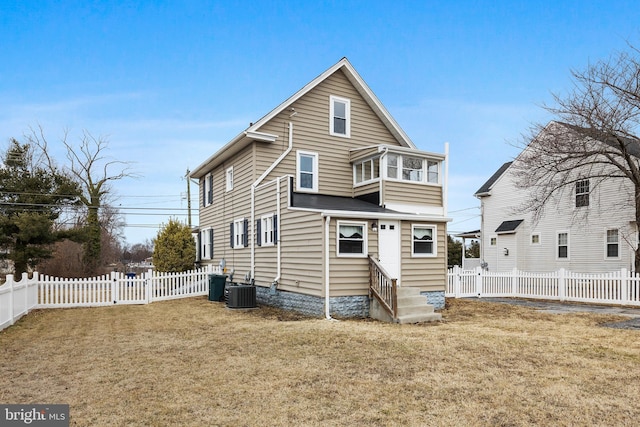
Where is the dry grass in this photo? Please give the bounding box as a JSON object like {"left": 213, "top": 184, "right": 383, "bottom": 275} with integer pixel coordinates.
{"left": 1, "top": 298, "right": 639, "bottom": 426}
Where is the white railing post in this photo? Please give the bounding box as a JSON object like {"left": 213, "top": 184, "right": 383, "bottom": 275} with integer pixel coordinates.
{"left": 621, "top": 268, "right": 629, "bottom": 305}
{"left": 558, "top": 268, "right": 566, "bottom": 302}
{"left": 475, "top": 266, "right": 483, "bottom": 297}
{"left": 454, "top": 265, "right": 461, "bottom": 298}
{"left": 511, "top": 267, "right": 518, "bottom": 297}
{"left": 147, "top": 269, "right": 154, "bottom": 303}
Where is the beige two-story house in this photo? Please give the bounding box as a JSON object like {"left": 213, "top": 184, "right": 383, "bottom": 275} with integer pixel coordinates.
{"left": 191, "top": 58, "right": 450, "bottom": 320}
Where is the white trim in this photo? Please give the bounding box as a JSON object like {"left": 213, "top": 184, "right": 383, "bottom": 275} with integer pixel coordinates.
{"left": 383, "top": 152, "right": 442, "bottom": 186}
{"left": 330, "top": 95, "right": 351, "bottom": 138}
{"left": 556, "top": 231, "right": 570, "bottom": 260}
{"left": 261, "top": 213, "right": 275, "bottom": 247}
{"left": 411, "top": 224, "right": 437, "bottom": 258}
{"left": 353, "top": 156, "right": 380, "bottom": 186}
{"left": 336, "top": 220, "right": 368, "bottom": 258}
{"left": 226, "top": 166, "right": 234, "bottom": 192}
{"left": 384, "top": 202, "right": 444, "bottom": 216}
{"left": 605, "top": 228, "right": 620, "bottom": 260}
{"left": 530, "top": 233, "right": 541, "bottom": 245}
{"left": 296, "top": 150, "right": 319, "bottom": 193}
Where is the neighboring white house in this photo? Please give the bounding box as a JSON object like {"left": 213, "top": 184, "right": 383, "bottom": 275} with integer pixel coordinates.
{"left": 475, "top": 122, "right": 638, "bottom": 273}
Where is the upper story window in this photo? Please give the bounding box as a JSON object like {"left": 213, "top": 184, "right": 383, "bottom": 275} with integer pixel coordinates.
{"left": 330, "top": 95, "right": 350, "bottom": 137}
{"left": 296, "top": 150, "right": 318, "bottom": 193}
{"left": 354, "top": 157, "right": 380, "bottom": 185}
{"left": 203, "top": 173, "right": 213, "bottom": 207}
{"left": 575, "top": 179, "right": 589, "bottom": 207}
{"left": 226, "top": 166, "right": 234, "bottom": 192}
{"left": 385, "top": 153, "right": 439, "bottom": 185}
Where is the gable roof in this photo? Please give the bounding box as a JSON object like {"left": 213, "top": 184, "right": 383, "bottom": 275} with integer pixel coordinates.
{"left": 191, "top": 57, "right": 416, "bottom": 178}
{"left": 474, "top": 161, "right": 512, "bottom": 197}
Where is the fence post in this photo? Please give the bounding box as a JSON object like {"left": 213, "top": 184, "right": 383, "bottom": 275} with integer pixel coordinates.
{"left": 511, "top": 268, "right": 518, "bottom": 297}
{"left": 7, "top": 275, "right": 14, "bottom": 326}
{"left": 111, "top": 271, "right": 119, "bottom": 304}
{"left": 454, "top": 265, "right": 461, "bottom": 298}
{"left": 558, "top": 268, "right": 566, "bottom": 302}
{"left": 620, "top": 268, "right": 629, "bottom": 305}
{"left": 476, "top": 266, "right": 483, "bottom": 297}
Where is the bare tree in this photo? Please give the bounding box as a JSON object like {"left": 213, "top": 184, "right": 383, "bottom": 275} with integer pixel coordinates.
{"left": 513, "top": 43, "right": 640, "bottom": 270}
{"left": 26, "top": 126, "right": 137, "bottom": 275}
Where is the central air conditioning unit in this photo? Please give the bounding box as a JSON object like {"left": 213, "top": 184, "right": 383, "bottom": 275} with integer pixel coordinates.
{"left": 226, "top": 285, "right": 257, "bottom": 309}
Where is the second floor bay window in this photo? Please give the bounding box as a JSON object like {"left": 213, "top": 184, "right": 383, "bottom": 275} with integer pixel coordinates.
{"left": 385, "top": 153, "right": 439, "bottom": 185}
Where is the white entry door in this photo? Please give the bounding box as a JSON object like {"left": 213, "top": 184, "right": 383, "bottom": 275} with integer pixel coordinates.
{"left": 378, "top": 220, "right": 400, "bottom": 284}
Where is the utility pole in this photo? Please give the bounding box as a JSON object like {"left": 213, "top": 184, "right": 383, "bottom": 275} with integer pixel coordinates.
{"left": 185, "top": 168, "right": 192, "bottom": 228}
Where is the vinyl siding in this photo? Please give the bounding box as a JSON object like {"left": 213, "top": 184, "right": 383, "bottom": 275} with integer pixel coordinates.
{"left": 255, "top": 69, "right": 403, "bottom": 196}
{"left": 383, "top": 180, "right": 442, "bottom": 206}
{"left": 481, "top": 159, "right": 636, "bottom": 272}
{"left": 400, "top": 221, "right": 447, "bottom": 291}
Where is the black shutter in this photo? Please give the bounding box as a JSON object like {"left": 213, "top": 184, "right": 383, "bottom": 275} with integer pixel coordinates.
{"left": 202, "top": 178, "right": 206, "bottom": 207}
{"left": 273, "top": 215, "right": 278, "bottom": 245}
{"left": 229, "top": 222, "right": 234, "bottom": 248}
{"left": 209, "top": 228, "right": 214, "bottom": 258}
{"left": 196, "top": 231, "right": 201, "bottom": 261}
{"left": 256, "top": 219, "right": 262, "bottom": 247}
{"left": 243, "top": 218, "right": 249, "bottom": 247}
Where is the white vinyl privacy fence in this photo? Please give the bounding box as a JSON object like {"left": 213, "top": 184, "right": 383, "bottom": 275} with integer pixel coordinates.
{"left": 447, "top": 266, "right": 640, "bottom": 307}
{"left": 1, "top": 265, "right": 223, "bottom": 331}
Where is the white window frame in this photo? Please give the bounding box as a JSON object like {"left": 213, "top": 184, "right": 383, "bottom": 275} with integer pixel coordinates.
{"left": 411, "top": 224, "right": 437, "bottom": 257}
{"left": 490, "top": 237, "right": 497, "bottom": 246}
{"left": 384, "top": 153, "right": 440, "bottom": 185}
{"left": 296, "top": 150, "right": 319, "bottom": 193}
{"left": 557, "top": 231, "right": 569, "bottom": 260}
{"left": 204, "top": 173, "right": 213, "bottom": 207}
{"left": 233, "top": 218, "right": 245, "bottom": 250}
{"left": 353, "top": 157, "right": 380, "bottom": 186}
{"left": 336, "top": 220, "right": 367, "bottom": 258}
{"left": 226, "top": 166, "right": 234, "bottom": 192}
{"left": 531, "top": 233, "right": 541, "bottom": 245}
{"left": 330, "top": 95, "right": 351, "bottom": 137}
{"left": 261, "top": 214, "right": 275, "bottom": 247}
{"left": 605, "top": 228, "right": 620, "bottom": 259}
{"left": 200, "top": 228, "right": 213, "bottom": 260}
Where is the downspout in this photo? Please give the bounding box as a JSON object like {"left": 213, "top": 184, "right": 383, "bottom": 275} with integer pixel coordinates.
{"left": 251, "top": 122, "right": 294, "bottom": 280}
{"left": 274, "top": 176, "right": 282, "bottom": 283}
{"left": 324, "top": 214, "right": 334, "bottom": 320}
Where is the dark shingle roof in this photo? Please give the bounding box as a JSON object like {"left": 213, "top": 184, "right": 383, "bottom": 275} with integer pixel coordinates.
{"left": 291, "top": 192, "right": 397, "bottom": 213}
{"left": 495, "top": 219, "right": 524, "bottom": 234}
{"left": 475, "top": 162, "right": 512, "bottom": 196}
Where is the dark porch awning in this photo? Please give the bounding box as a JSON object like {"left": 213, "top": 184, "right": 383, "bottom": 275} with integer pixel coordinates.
{"left": 495, "top": 220, "right": 524, "bottom": 234}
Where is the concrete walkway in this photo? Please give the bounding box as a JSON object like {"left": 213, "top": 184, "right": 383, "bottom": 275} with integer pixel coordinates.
{"left": 478, "top": 297, "right": 640, "bottom": 330}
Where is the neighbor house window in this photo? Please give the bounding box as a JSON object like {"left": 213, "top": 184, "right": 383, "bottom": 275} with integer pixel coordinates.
{"left": 296, "top": 151, "right": 318, "bottom": 192}
{"left": 606, "top": 229, "right": 619, "bottom": 258}
{"left": 226, "top": 166, "right": 234, "bottom": 192}
{"left": 230, "top": 218, "right": 248, "bottom": 249}
{"left": 354, "top": 157, "right": 380, "bottom": 184}
{"left": 200, "top": 228, "right": 213, "bottom": 260}
{"left": 412, "top": 224, "right": 436, "bottom": 257}
{"left": 204, "top": 173, "right": 213, "bottom": 207}
{"left": 576, "top": 179, "right": 589, "bottom": 207}
{"left": 531, "top": 234, "right": 540, "bottom": 245}
{"left": 557, "top": 232, "right": 569, "bottom": 259}
{"left": 257, "top": 214, "right": 277, "bottom": 247}
{"left": 490, "top": 237, "right": 497, "bottom": 246}
{"left": 337, "top": 221, "right": 366, "bottom": 256}
{"left": 330, "top": 95, "right": 350, "bottom": 137}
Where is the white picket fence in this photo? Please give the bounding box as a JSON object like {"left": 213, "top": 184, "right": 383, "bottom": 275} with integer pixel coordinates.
{"left": 447, "top": 266, "right": 640, "bottom": 306}
{"left": 0, "top": 265, "right": 223, "bottom": 331}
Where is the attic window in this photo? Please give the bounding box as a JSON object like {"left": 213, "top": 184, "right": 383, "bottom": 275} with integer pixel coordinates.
{"left": 330, "top": 95, "right": 350, "bottom": 137}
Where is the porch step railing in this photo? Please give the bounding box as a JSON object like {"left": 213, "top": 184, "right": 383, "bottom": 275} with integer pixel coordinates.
{"left": 368, "top": 255, "right": 397, "bottom": 319}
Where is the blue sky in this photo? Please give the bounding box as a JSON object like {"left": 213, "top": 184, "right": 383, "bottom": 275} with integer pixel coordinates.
{"left": 2, "top": 1, "right": 640, "bottom": 244}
